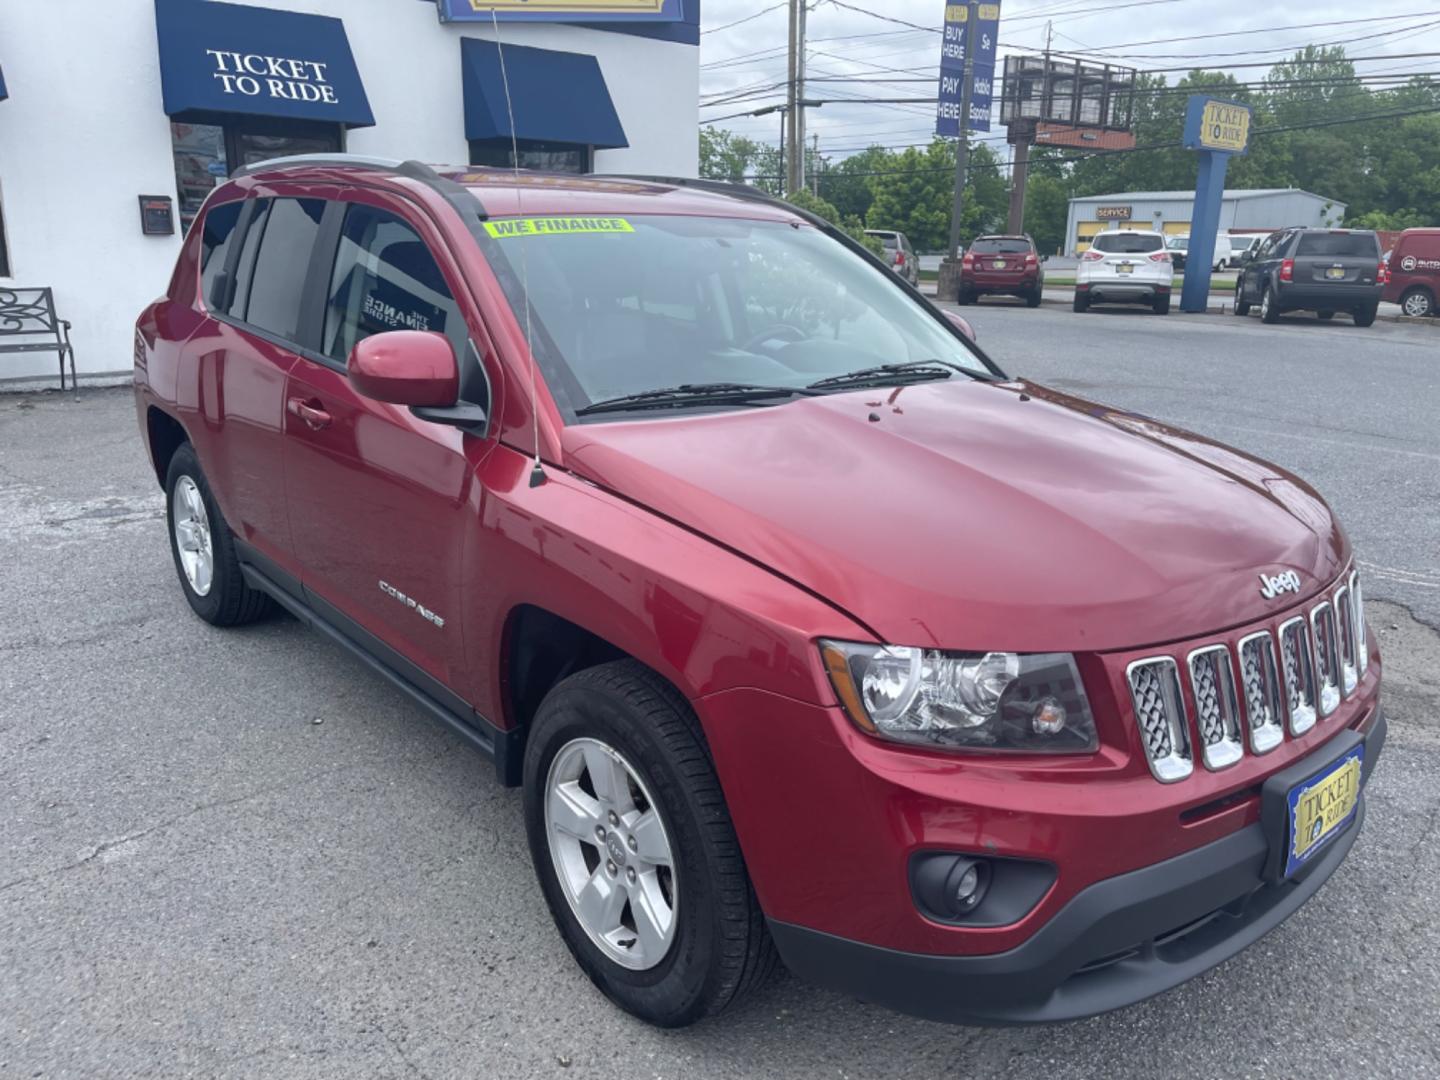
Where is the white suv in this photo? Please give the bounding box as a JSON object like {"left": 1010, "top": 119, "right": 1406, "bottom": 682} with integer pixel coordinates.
{"left": 1075, "top": 230, "right": 1173, "bottom": 314}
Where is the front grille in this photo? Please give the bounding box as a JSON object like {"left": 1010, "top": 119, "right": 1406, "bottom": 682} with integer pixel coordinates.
{"left": 1334, "top": 586, "right": 1359, "bottom": 695}
{"left": 1277, "top": 617, "right": 1318, "bottom": 736}
{"left": 1186, "top": 646, "right": 1243, "bottom": 770}
{"left": 1238, "top": 632, "right": 1285, "bottom": 754}
{"left": 1122, "top": 568, "right": 1368, "bottom": 784}
{"left": 1127, "top": 658, "right": 1193, "bottom": 782}
{"left": 1311, "top": 602, "right": 1342, "bottom": 716}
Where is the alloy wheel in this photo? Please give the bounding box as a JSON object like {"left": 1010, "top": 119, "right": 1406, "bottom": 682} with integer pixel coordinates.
{"left": 545, "top": 737, "right": 678, "bottom": 971}
{"left": 1403, "top": 291, "right": 1433, "bottom": 318}
{"left": 172, "top": 476, "right": 214, "bottom": 597}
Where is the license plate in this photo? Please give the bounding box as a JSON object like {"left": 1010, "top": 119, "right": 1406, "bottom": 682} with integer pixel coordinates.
{"left": 1117, "top": 263, "right": 1134, "bottom": 275}
{"left": 1285, "top": 746, "right": 1363, "bottom": 877}
{"left": 994, "top": 260, "right": 1007, "bottom": 270}
{"left": 1326, "top": 267, "right": 1345, "bottom": 280}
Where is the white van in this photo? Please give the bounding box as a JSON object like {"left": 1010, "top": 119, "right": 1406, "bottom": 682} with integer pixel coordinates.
{"left": 1166, "top": 234, "right": 1235, "bottom": 272}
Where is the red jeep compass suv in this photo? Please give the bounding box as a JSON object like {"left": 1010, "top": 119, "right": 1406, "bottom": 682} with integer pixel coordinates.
{"left": 134, "top": 157, "right": 1384, "bottom": 1028}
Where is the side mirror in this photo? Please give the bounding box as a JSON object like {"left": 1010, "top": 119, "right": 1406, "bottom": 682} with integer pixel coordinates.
{"left": 348, "top": 330, "right": 459, "bottom": 407}
{"left": 943, "top": 310, "right": 977, "bottom": 342}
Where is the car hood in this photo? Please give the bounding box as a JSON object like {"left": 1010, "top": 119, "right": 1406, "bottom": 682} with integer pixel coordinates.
{"left": 560, "top": 380, "right": 1348, "bottom": 652}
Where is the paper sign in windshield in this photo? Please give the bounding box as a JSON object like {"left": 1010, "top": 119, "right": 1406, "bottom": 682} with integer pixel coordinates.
{"left": 484, "top": 217, "right": 634, "bottom": 239}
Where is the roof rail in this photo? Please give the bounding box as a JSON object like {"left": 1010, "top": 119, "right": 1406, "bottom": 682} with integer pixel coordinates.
{"left": 226, "top": 154, "right": 489, "bottom": 220}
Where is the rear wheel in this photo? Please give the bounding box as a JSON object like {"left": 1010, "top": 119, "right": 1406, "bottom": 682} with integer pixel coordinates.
{"left": 1025, "top": 288, "right": 1042, "bottom": 308}
{"left": 165, "top": 445, "right": 272, "bottom": 627}
{"left": 1401, "top": 287, "right": 1435, "bottom": 318}
{"left": 1353, "top": 304, "right": 1378, "bottom": 328}
{"left": 523, "top": 660, "right": 776, "bottom": 1027}
{"left": 1152, "top": 295, "right": 1171, "bottom": 315}
{"left": 1260, "top": 286, "right": 1280, "bottom": 324}
{"left": 1234, "top": 297, "right": 1251, "bottom": 316}
{"left": 1072, "top": 293, "right": 1090, "bottom": 313}
{"left": 956, "top": 287, "right": 974, "bottom": 306}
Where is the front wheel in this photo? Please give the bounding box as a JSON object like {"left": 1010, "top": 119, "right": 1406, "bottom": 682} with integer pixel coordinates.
{"left": 523, "top": 661, "right": 776, "bottom": 1027}
{"left": 1260, "top": 286, "right": 1280, "bottom": 324}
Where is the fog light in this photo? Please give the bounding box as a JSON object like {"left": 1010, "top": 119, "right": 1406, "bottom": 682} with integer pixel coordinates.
{"left": 946, "top": 857, "right": 990, "bottom": 914}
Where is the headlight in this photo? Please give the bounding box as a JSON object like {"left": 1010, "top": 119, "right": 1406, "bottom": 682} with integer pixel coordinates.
{"left": 820, "top": 641, "right": 1098, "bottom": 754}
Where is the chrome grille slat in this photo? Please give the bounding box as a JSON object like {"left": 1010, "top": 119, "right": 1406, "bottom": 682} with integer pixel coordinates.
{"left": 1349, "top": 570, "right": 1368, "bottom": 676}
{"left": 1311, "top": 602, "right": 1341, "bottom": 716}
{"left": 1127, "top": 658, "right": 1193, "bottom": 783}
{"left": 1238, "top": 631, "right": 1284, "bottom": 754}
{"left": 1334, "top": 585, "right": 1359, "bottom": 695}
{"left": 1278, "top": 617, "right": 1318, "bottom": 736}
{"left": 1186, "top": 646, "right": 1243, "bottom": 770}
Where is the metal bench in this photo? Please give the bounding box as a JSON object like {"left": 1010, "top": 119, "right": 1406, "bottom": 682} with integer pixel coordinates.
{"left": 0, "top": 287, "right": 78, "bottom": 390}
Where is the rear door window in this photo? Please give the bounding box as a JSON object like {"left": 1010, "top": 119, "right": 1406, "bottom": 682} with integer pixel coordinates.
{"left": 242, "top": 198, "right": 326, "bottom": 342}
{"left": 1092, "top": 232, "right": 1164, "bottom": 254}
{"left": 1295, "top": 232, "right": 1380, "bottom": 258}
{"left": 199, "top": 201, "right": 243, "bottom": 310}
{"left": 322, "top": 204, "right": 463, "bottom": 364}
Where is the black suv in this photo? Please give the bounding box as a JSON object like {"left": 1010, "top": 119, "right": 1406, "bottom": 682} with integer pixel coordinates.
{"left": 1236, "top": 228, "right": 1385, "bottom": 327}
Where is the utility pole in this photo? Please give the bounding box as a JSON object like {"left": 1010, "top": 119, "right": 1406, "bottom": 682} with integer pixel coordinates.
{"left": 786, "top": 0, "right": 806, "bottom": 194}
{"left": 812, "top": 132, "right": 820, "bottom": 195}
{"left": 943, "top": 1, "right": 979, "bottom": 269}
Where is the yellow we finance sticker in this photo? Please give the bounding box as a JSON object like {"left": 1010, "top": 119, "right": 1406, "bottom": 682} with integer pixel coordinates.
{"left": 483, "top": 217, "right": 635, "bottom": 239}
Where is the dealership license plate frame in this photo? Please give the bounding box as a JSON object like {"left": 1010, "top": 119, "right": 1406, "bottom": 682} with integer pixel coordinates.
{"left": 1283, "top": 745, "right": 1363, "bottom": 878}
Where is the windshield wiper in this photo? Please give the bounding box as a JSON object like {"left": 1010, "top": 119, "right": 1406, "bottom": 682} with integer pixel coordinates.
{"left": 574, "top": 382, "right": 823, "bottom": 416}
{"left": 806, "top": 361, "right": 961, "bottom": 391}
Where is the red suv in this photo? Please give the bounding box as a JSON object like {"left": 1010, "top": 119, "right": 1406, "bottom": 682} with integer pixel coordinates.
{"left": 958, "top": 234, "right": 1044, "bottom": 307}
{"left": 1383, "top": 227, "right": 1440, "bottom": 318}
{"left": 135, "top": 158, "right": 1384, "bottom": 1028}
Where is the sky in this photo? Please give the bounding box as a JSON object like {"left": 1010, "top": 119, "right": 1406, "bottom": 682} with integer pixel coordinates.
{"left": 697, "top": 0, "right": 1440, "bottom": 162}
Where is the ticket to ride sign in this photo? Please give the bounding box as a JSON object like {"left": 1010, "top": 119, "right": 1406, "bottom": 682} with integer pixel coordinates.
{"left": 438, "top": 0, "right": 684, "bottom": 20}
{"left": 1183, "top": 96, "right": 1253, "bottom": 155}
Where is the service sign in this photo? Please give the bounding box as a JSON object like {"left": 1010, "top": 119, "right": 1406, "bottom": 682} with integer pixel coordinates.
{"left": 936, "top": 2, "right": 1002, "bottom": 136}
{"left": 1183, "top": 95, "right": 1252, "bottom": 155}
{"left": 437, "top": 0, "right": 684, "bottom": 22}
{"left": 1094, "top": 206, "right": 1132, "bottom": 220}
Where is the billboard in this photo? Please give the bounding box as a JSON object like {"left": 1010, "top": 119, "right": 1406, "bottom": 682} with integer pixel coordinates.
{"left": 1183, "top": 96, "right": 1252, "bottom": 155}
{"left": 437, "top": 0, "right": 685, "bottom": 22}
{"left": 936, "top": 2, "right": 1001, "bottom": 136}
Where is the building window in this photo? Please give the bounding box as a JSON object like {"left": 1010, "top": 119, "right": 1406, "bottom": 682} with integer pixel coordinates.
{"left": 469, "top": 138, "right": 592, "bottom": 175}
{"left": 171, "top": 120, "right": 343, "bottom": 232}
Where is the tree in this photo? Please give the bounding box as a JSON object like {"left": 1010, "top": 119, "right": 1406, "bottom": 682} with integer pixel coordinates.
{"left": 699, "top": 126, "right": 761, "bottom": 184}
{"left": 782, "top": 188, "right": 884, "bottom": 255}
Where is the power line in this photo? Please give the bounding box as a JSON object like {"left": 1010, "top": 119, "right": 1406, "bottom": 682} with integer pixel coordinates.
{"left": 702, "top": 2, "right": 787, "bottom": 35}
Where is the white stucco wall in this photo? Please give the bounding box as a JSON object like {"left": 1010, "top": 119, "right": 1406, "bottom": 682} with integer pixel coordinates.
{"left": 0, "top": 1, "right": 699, "bottom": 382}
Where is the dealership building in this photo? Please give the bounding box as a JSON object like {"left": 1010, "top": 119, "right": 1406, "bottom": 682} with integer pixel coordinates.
{"left": 1064, "top": 189, "right": 1346, "bottom": 255}
{"left": 0, "top": 0, "right": 700, "bottom": 385}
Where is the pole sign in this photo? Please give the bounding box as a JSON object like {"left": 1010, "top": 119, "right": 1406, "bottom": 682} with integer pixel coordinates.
{"left": 437, "top": 0, "right": 684, "bottom": 21}
{"left": 1179, "top": 95, "right": 1253, "bottom": 313}
{"left": 936, "top": 2, "right": 1001, "bottom": 136}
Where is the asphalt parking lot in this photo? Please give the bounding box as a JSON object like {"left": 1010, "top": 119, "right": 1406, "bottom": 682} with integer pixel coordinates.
{"left": 3, "top": 308, "right": 1439, "bottom": 1079}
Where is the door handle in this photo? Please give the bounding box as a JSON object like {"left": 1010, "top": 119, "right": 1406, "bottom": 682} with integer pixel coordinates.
{"left": 287, "top": 396, "right": 332, "bottom": 430}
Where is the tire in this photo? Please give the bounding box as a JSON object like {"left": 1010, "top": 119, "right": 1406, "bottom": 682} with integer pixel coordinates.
{"left": 1152, "top": 295, "right": 1171, "bottom": 315}
{"left": 165, "top": 444, "right": 273, "bottom": 627}
{"left": 1353, "top": 304, "right": 1378, "bottom": 328}
{"left": 1401, "top": 287, "right": 1435, "bottom": 318}
{"left": 523, "top": 660, "right": 776, "bottom": 1028}
{"left": 1234, "top": 297, "right": 1251, "bottom": 316}
{"left": 1073, "top": 293, "right": 1090, "bottom": 313}
{"left": 1025, "top": 288, "right": 1042, "bottom": 308}
{"left": 1260, "top": 285, "right": 1280, "bottom": 324}
{"left": 1318, "top": 310, "right": 1335, "bottom": 321}
{"left": 956, "top": 287, "right": 974, "bottom": 306}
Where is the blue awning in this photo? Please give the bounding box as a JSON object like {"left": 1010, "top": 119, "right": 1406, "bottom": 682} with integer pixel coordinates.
{"left": 462, "top": 38, "right": 627, "bottom": 150}
{"left": 153, "top": 0, "right": 374, "bottom": 127}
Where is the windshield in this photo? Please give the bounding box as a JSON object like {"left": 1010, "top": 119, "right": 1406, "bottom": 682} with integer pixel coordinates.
{"left": 1093, "top": 232, "right": 1165, "bottom": 254}
{"left": 971, "top": 238, "right": 1031, "bottom": 255}
{"left": 1295, "top": 232, "right": 1379, "bottom": 258}
{"left": 473, "top": 214, "right": 993, "bottom": 415}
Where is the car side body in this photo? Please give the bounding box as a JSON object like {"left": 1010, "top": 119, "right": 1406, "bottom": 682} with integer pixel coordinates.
{"left": 1382, "top": 227, "right": 1440, "bottom": 318}
{"left": 134, "top": 159, "right": 1385, "bottom": 1028}
{"left": 865, "top": 229, "right": 920, "bottom": 286}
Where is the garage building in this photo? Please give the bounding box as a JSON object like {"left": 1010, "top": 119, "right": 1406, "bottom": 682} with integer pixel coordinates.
{"left": 1064, "top": 189, "right": 1347, "bottom": 255}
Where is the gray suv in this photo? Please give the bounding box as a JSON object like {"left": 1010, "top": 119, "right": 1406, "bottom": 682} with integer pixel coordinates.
{"left": 865, "top": 229, "right": 920, "bottom": 286}
{"left": 1236, "top": 229, "right": 1384, "bottom": 327}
